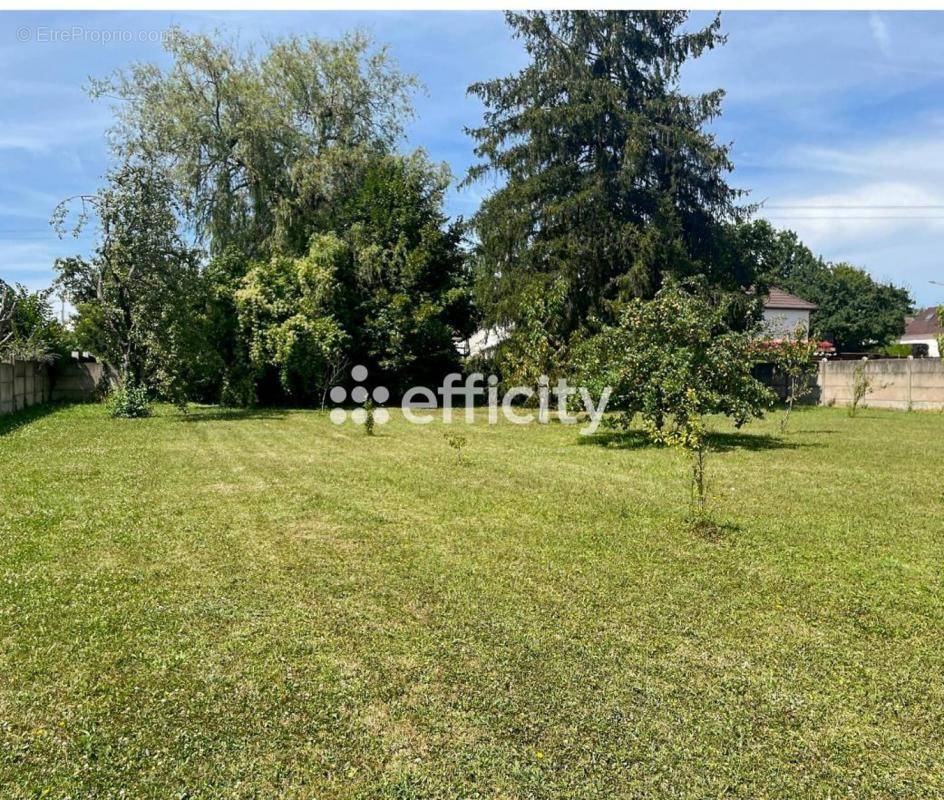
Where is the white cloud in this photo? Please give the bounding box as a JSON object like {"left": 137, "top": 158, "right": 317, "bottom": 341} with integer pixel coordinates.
{"left": 0, "top": 114, "right": 108, "bottom": 154}
{"left": 761, "top": 181, "right": 944, "bottom": 252}
{"left": 869, "top": 13, "right": 891, "bottom": 57}
{"left": 796, "top": 137, "right": 944, "bottom": 182}
{"left": 754, "top": 133, "right": 944, "bottom": 304}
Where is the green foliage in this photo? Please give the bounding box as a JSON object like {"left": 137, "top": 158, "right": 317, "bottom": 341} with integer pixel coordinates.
{"left": 325, "top": 153, "right": 473, "bottom": 393}
{"left": 0, "top": 282, "right": 13, "bottom": 350}
{"left": 738, "top": 219, "right": 912, "bottom": 352}
{"left": 54, "top": 163, "right": 204, "bottom": 400}
{"left": 444, "top": 432, "right": 467, "bottom": 463}
{"left": 803, "top": 264, "right": 911, "bottom": 352}
{"left": 849, "top": 362, "right": 872, "bottom": 417}
{"left": 757, "top": 323, "right": 820, "bottom": 432}
{"left": 937, "top": 306, "right": 944, "bottom": 358}
{"left": 200, "top": 247, "right": 257, "bottom": 406}
{"left": 493, "top": 278, "right": 570, "bottom": 387}
{"left": 363, "top": 398, "right": 376, "bottom": 436}
{"left": 237, "top": 235, "right": 350, "bottom": 402}
{"left": 467, "top": 11, "right": 747, "bottom": 345}
{"left": 576, "top": 281, "right": 773, "bottom": 441}
{"left": 91, "top": 26, "right": 417, "bottom": 256}
{"left": 106, "top": 383, "right": 152, "bottom": 418}
{"left": 0, "top": 282, "right": 70, "bottom": 362}
{"left": 81, "top": 26, "right": 470, "bottom": 407}
{"left": 574, "top": 280, "right": 773, "bottom": 511}
{"left": 231, "top": 153, "right": 472, "bottom": 404}
{"left": 878, "top": 343, "right": 914, "bottom": 358}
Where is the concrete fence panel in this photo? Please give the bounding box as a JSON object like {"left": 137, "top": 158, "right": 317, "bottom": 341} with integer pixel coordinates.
{"left": 0, "top": 358, "right": 118, "bottom": 417}
{"left": 51, "top": 361, "right": 119, "bottom": 403}
{"left": 818, "top": 358, "right": 944, "bottom": 411}
{"left": 0, "top": 359, "right": 50, "bottom": 415}
{"left": 0, "top": 361, "right": 12, "bottom": 415}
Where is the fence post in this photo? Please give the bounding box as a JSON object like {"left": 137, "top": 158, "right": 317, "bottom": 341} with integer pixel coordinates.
{"left": 907, "top": 355, "right": 914, "bottom": 411}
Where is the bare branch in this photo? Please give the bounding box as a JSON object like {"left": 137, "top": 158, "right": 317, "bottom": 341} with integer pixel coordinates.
{"left": 0, "top": 282, "right": 19, "bottom": 349}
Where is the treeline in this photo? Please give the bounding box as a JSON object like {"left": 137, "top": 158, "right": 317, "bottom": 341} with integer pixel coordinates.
{"left": 51, "top": 28, "right": 471, "bottom": 405}
{"left": 43, "top": 12, "right": 911, "bottom": 405}
{"left": 0, "top": 281, "right": 69, "bottom": 363}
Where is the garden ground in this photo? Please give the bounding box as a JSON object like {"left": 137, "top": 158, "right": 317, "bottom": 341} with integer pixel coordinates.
{"left": 1, "top": 403, "right": 943, "bottom": 798}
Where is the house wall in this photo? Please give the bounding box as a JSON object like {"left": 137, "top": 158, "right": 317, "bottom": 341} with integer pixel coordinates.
{"left": 818, "top": 357, "right": 944, "bottom": 411}
{"left": 762, "top": 309, "right": 810, "bottom": 339}
{"left": 899, "top": 335, "right": 940, "bottom": 358}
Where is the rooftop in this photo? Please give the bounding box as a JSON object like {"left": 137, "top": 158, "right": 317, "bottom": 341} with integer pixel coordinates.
{"left": 763, "top": 287, "right": 818, "bottom": 311}
{"left": 903, "top": 307, "right": 943, "bottom": 337}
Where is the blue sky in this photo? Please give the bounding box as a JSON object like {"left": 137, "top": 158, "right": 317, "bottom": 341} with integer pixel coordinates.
{"left": 2, "top": 10, "right": 944, "bottom": 307}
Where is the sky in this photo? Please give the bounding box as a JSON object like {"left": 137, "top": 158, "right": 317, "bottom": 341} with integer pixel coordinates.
{"left": 2, "top": 10, "right": 944, "bottom": 308}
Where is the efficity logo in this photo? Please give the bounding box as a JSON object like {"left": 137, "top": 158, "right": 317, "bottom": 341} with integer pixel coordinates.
{"left": 329, "top": 367, "right": 612, "bottom": 435}
{"left": 328, "top": 365, "right": 391, "bottom": 426}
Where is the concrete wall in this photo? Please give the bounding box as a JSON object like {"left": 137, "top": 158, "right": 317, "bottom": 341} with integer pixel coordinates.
{"left": 51, "top": 361, "right": 119, "bottom": 403}
{"left": 0, "top": 358, "right": 120, "bottom": 416}
{"left": 818, "top": 357, "right": 944, "bottom": 411}
{"left": 0, "top": 359, "right": 51, "bottom": 415}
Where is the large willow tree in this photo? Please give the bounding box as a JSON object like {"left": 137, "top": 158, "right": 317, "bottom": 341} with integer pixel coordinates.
{"left": 78, "top": 27, "right": 472, "bottom": 404}
{"left": 467, "top": 12, "right": 751, "bottom": 343}
{"left": 91, "top": 26, "right": 417, "bottom": 256}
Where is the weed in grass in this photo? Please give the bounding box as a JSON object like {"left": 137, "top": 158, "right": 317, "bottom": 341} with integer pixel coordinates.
{"left": 364, "top": 398, "right": 375, "bottom": 436}
{"left": 849, "top": 362, "right": 872, "bottom": 417}
{"left": 444, "top": 432, "right": 467, "bottom": 463}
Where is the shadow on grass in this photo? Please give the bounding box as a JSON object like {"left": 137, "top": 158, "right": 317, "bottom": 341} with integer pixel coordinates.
{"left": 707, "top": 430, "right": 818, "bottom": 452}
{"left": 174, "top": 407, "right": 289, "bottom": 423}
{"left": 690, "top": 516, "right": 742, "bottom": 543}
{"left": 580, "top": 428, "right": 818, "bottom": 452}
{"left": 0, "top": 402, "right": 67, "bottom": 437}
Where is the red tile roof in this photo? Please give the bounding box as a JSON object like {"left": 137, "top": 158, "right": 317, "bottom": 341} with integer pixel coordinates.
{"left": 904, "top": 307, "right": 943, "bottom": 336}
{"left": 763, "top": 287, "right": 818, "bottom": 311}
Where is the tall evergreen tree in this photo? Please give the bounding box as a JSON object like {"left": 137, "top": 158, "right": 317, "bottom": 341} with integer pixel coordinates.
{"left": 466, "top": 11, "right": 749, "bottom": 342}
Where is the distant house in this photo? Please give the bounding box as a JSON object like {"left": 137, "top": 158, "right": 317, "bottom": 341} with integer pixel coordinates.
{"left": 760, "top": 287, "right": 817, "bottom": 339}
{"left": 461, "top": 326, "right": 509, "bottom": 359}
{"left": 898, "top": 307, "right": 942, "bottom": 358}
{"left": 461, "top": 287, "right": 822, "bottom": 358}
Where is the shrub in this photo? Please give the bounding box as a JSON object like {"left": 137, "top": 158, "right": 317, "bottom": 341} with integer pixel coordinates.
{"left": 363, "top": 399, "right": 375, "bottom": 436}
{"left": 107, "top": 384, "right": 152, "bottom": 419}
{"left": 755, "top": 325, "right": 820, "bottom": 432}
{"left": 574, "top": 280, "right": 774, "bottom": 519}
{"left": 848, "top": 362, "right": 872, "bottom": 417}
{"left": 938, "top": 306, "right": 944, "bottom": 359}
{"left": 445, "top": 432, "right": 467, "bottom": 463}
{"left": 878, "top": 343, "right": 913, "bottom": 358}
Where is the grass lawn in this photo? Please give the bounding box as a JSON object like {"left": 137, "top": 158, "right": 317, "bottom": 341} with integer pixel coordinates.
{"left": 1, "top": 402, "right": 943, "bottom": 798}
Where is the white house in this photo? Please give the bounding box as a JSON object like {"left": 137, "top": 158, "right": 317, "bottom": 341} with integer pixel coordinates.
{"left": 898, "top": 307, "right": 942, "bottom": 358}
{"left": 760, "top": 287, "right": 817, "bottom": 339}
{"left": 461, "top": 287, "right": 820, "bottom": 357}
{"left": 461, "top": 326, "right": 510, "bottom": 359}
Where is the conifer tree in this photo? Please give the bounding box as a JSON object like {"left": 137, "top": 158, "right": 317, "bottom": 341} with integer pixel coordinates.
{"left": 467, "top": 12, "right": 748, "bottom": 343}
